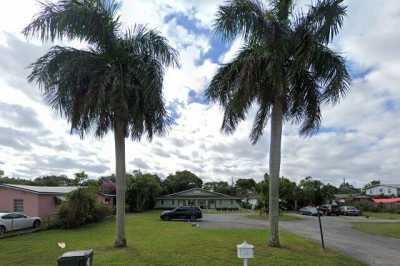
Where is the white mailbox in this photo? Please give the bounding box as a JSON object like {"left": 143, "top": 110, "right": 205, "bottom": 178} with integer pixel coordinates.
{"left": 237, "top": 241, "right": 254, "bottom": 266}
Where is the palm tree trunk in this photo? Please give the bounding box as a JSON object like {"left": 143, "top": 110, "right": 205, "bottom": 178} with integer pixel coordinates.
{"left": 268, "top": 102, "right": 283, "bottom": 247}
{"left": 114, "top": 119, "right": 127, "bottom": 248}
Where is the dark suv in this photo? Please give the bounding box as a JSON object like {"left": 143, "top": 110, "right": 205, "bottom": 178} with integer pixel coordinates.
{"left": 160, "top": 206, "right": 202, "bottom": 221}
{"left": 320, "top": 204, "right": 341, "bottom": 216}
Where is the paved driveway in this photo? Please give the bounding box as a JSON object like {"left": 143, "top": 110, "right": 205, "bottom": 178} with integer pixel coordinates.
{"left": 200, "top": 213, "right": 400, "bottom": 266}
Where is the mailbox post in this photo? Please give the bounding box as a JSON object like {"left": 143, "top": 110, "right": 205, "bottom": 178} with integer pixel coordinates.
{"left": 57, "top": 249, "right": 93, "bottom": 266}
{"left": 237, "top": 241, "right": 254, "bottom": 266}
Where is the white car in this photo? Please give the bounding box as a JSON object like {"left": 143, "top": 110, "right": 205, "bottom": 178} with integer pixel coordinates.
{"left": 0, "top": 212, "right": 41, "bottom": 236}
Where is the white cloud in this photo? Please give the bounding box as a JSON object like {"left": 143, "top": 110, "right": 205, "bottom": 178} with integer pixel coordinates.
{"left": 0, "top": 0, "right": 399, "bottom": 189}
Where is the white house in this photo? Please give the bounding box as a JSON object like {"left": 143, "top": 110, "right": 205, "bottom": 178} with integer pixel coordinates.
{"left": 365, "top": 184, "right": 400, "bottom": 197}
{"left": 155, "top": 188, "right": 241, "bottom": 210}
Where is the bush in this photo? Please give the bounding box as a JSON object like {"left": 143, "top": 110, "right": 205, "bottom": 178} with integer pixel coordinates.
{"left": 58, "top": 188, "right": 112, "bottom": 229}
{"left": 92, "top": 203, "right": 113, "bottom": 222}
{"left": 354, "top": 202, "right": 400, "bottom": 213}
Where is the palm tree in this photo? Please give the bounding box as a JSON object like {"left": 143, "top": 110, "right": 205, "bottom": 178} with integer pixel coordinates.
{"left": 23, "top": 0, "right": 179, "bottom": 247}
{"left": 207, "top": 0, "right": 350, "bottom": 247}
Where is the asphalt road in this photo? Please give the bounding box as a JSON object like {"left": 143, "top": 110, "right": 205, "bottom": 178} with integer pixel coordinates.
{"left": 200, "top": 213, "right": 400, "bottom": 266}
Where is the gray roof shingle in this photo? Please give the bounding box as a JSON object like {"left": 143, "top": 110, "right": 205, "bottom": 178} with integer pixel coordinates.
{"left": 0, "top": 184, "right": 80, "bottom": 194}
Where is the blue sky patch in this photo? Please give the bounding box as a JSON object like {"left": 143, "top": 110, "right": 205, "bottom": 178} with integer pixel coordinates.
{"left": 167, "top": 99, "right": 185, "bottom": 123}
{"left": 384, "top": 99, "right": 398, "bottom": 112}
{"left": 164, "top": 12, "right": 230, "bottom": 65}
{"left": 188, "top": 89, "right": 209, "bottom": 105}
{"left": 347, "top": 61, "right": 375, "bottom": 80}
{"left": 318, "top": 127, "right": 356, "bottom": 134}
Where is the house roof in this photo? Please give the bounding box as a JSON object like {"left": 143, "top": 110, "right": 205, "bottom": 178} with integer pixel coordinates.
{"left": 97, "top": 192, "right": 116, "bottom": 197}
{"left": 157, "top": 188, "right": 240, "bottom": 200}
{"left": 0, "top": 184, "right": 80, "bottom": 195}
{"left": 373, "top": 198, "right": 400, "bottom": 204}
{"left": 368, "top": 184, "right": 400, "bottom": 189}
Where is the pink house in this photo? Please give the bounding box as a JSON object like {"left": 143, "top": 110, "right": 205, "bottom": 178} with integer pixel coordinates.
{"left": 0, "top": 184, "right": 79, "bottom": 218}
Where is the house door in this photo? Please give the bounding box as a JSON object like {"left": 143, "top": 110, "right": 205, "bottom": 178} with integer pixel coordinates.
{"left": 209, "top": 200, "right": 216, "bottom": 209}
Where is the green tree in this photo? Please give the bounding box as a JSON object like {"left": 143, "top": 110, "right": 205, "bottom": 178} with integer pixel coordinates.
{"left": 24, "top": 0, "right": 178, "bottom": 248}
{"left": 298, "top": 176, "right": 324, "bottom": 206}
{"left": 34, "top": 175, "right": 72, "bottom": 186}
{"left": 163, "top": 170, "right": 203, "bottom": 194}
{"left": 58, "top": 188, "right": 112, "bottom": 229}
{"left": 235, "top": 178, "right": 257, "bottom": 197}
{"left": 338, "top": 181, "right": 360, "bottom": 194}
{"left": 279, "top": 177, "right": 297, "bottom": 210}
{"left": 73, "top": 171, "right": 88, "bottom": 186}
{"left": 207, "top": 0, "right": 349, "bottom": 246}
{"left": 203, "top": 181, "right": 231, "bottom": 195}
{"left": 0, "top": 170, "right": 4, "bottom": 177}
{"left": 321, "top": 183, "right": 338, "bottom": 201}
{"left": 256, "top": 175, "right": 299, "bottom": 211}
{"left": 256, "top": 176, "right": 269, "bottom": 214}
{"left": 126, "top": 171, "right": 161, "bottom": 212}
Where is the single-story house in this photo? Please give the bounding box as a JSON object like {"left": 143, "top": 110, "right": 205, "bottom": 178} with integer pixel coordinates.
{"left": 155, "top": 188, "right": 241, "bottom": 210}
{"left": 97, "top": 192, "right": 116, "bottom": 208}
{"left": 372, "top": 197, "right": 400, "bottom": 210}
{"left": 334, "top": 194, "right": 372, "bottom": 204}
{"left": 365, "top": 184, "right": 400, "bottom": 197}
{"left": 0, "top": 184, "right": 80, "bottom": 218}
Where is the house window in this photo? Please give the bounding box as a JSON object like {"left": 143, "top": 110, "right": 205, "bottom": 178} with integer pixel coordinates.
{"left": 230, "top": 200, "right": 234, "bottom": 205}
{"left": 388, "top": 189, "right": 392, "bottom": 194}
{"left": 161, "top": 200, "right": 164, "bottom": 205}
{"left": 14, "top": 199, "right": 24, "bottom": 212}
{"left": 171, "top": 200, "right": 175, "bottom": 205}
{"left": 379, "top": 188, "right": 383, "bottom": 193}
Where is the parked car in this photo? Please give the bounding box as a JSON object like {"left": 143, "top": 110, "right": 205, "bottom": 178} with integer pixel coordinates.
{"left": 0, "top": 212, "right": 41, "bottom": 236}
{"left": 298, "top": 206, "right": 322, "bottom": 216}
{"left": 339, "top": 206, "right": 362, "bottom": 216}
{"left": 320, "top": 204, "right": 341, "bottom": 216}
{"left": 160, "top": 206, "right": 202, "bottom": 221}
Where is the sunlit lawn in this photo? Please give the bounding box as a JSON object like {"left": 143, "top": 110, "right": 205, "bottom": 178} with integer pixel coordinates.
{"left": 352, "top": 222, "right": 400, "bottom": 239}
{"left": 0, "top": 211, "right": 362, "bottom": 266}
{"left": 363, "top": 211, "right": 400, "bottom": 220}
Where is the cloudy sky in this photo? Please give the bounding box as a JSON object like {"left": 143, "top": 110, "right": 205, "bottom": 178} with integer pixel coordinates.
{"left": 0, "top": 0, "right": 399, "bottom": 187}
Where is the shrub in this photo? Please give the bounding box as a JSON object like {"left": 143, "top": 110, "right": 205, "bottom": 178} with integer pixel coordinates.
{"left": 92, "top": 203, "right": 113, "bottom": 222}
{"left": 58, "top": 188, "right": 112, "bottom": 229}
{"left": 354, "top": 202, "right": 400, "bottom": 213}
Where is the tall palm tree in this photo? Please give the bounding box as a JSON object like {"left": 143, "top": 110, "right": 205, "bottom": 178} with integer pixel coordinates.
{"left": 23, "top": 0, "right": 179, "bottom": 247}
{"left": 207, "top": 0, "right": 350, "bottom": 247}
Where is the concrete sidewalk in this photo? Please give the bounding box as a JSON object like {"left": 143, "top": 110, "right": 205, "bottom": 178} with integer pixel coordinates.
{"left": 200, "top": 213, "right": 400, "bottom": 266}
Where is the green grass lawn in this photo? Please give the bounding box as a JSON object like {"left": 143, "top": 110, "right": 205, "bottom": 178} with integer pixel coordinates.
{"left": 0, "top": 212, "right": 362, "bottom": 266}
{"left": 352, "top": 222, "right": 400, "bottom": 239}
{"left": 363, "top": 211, "right": 400, "bottom": 220}
{"left": 248, "top": 213, "right": 304, "bottom": 222}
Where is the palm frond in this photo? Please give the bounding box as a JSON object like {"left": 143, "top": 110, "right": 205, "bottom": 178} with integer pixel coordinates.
{"left": 311, "top": 45, "right": 350, "bottom": 103}
{"left": 287, "top": 69, "right": 321, "bottom": 135}
{"left": 207, "top": 43, "right": 276, "bottom": 135}
{"left": 249, "top": 103, "right": 271, "bottom": 144}
{"left": 296, "top": 0, "right": 346, "bottom": 43}
{"left": 28, "top": 45, "right": 113, "bottom": 137}
{"left": 208, "top": 0, "right": 349, "bottom": 141}
{"left": 270, "top": 0, "right": 294, "bottom": 22}
{"left": 23, "top": 0, "right": 121, "bottom": 48}
{"left": 122, "top": 25, "right": 180, "bottom": 68}
{"left": 214, "top": 0, "right": 271, "bottom": 41}
{"left": 124, "top": 54, "right": 171, "bottom": 141}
